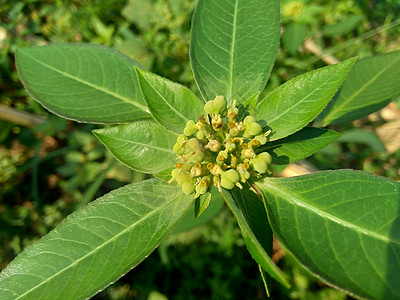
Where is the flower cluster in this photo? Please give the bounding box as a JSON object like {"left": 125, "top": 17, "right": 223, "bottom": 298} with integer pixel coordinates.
{"left": 170, "top": 96, "right": 272, "bottom": 198}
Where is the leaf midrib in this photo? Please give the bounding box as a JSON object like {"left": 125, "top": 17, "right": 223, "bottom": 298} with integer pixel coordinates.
{"left": 264, "top": 72, "right": 338, "bottom": 125}
{"left": 100, "top": 134, "right": 174, "bottom": 154}
{"left": 15, "top": 193, "right": 180, "bottom": 299}
{"left": 139, "top": 72, "right": 190, "bottom": 125}
{"left": 228, "top": 0, "right": 239, "bottom": 103}
{"left": 263, "top": 181, "right": 400, "bottom": 246}
{"left": 22, "top": 52, "right": 149, "bottom": 113}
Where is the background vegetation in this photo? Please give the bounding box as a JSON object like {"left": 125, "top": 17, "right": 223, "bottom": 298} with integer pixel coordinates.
{"left": 1, "top": 0, "right": 400, "bottom": 299}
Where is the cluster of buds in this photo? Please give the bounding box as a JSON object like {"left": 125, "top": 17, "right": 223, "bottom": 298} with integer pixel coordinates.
{"left": 169, "top": 95, "right": 272, "bottom": 198}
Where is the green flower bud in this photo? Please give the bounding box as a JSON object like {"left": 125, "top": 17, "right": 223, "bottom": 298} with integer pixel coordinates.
{"left": 243, "top": 122, "right": 262, "bottom": 138}
{"left": 237, "top": 164, "right": 251, "bottom": 182}
{"left": 185, "top": 138, "right": 205, "bottom": 164}
{"left": 243, "top": 116, "right": 256, "bottom": 125}
{"left": 196, "top": 130, "right": 206, "bottom": 140}
{"left": 173, "top": 135, "right": 188, "bottom": 154}
{"left": 254, "top": 134, "right": 267, "bottom": 145}
{"left": 250, "top": 152, "right": 272, "bottom": 173}
{"left": 225, "top": 141, "right": 236, "bottom": 152}
{"left": 204, "top": 100, "right": 216, "bottom": 115}
{"left": 204, "top": 96, "right": 227, "bottom": 115}
{"left": 213, "top": 95, "right": 226, "bottom": 109}
{"left": 182, "top": 180, "right": 195, "bottom": 195}
{"left": 183, "top": 120, "right": 198, "bottom": 136}
{"left": 176, "top": 170, "right": 189, "bottom": 185}
{"left": 221, "top": 169, "right": 240, "bottom": 189}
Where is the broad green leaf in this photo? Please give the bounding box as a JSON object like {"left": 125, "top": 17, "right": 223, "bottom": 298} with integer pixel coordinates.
{"left": 190, "top": 0, "right": 280, "bottom": 105}
{"left": 221, "top": 188, "right": 290, "bottom": 288}
{"left": 0, "top": 179, "right": 193, "bottom": 300}
{"left": 136, "top": 68, "right": 204, "bottom": 134}
{"left": 258, "top": 170, "right": 400, "bottom": 300}
{"left": 318, "top": 51, "right": 400, "bottom": 126}
{"left": 93, "top": 121, "right": 177, "bottom": 174}
{"left": 174, "top": 187, "right": 225, "bottom": 233}
{"left": 231, "top": 186, "right": 275, "bottom": 296}
{"left": 257, "top": 127, "right": 341, "bottom": 165}
{"left": 255, "top": 58, "right": 356, "bottom": 141}
{"left": 16, "top": 44, "right": 150, "bottom": 124}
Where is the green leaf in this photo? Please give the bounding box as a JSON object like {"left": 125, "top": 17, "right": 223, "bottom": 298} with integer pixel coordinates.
{"left": 283, "top": 22, "right": 308, "bottom": 55}
{"left": 136, "top": 68, "right": 204, "bottom": 134}
{"left": 323, "top": 15, "right": 364, "bottom": 37}
{"left": 258, "top": 170, "right": 400, "bottom": 299}
{"left": 16, "top": 44, "right": 150, "bottom": 124}
{"left": 190, "top": 0, "right": 280, "bottom": 105}
{"left": 93, "top": 121, "right": 177, "bottom": 174}
{"left": 318, "top": 51, "right": 400, "bottom": 126}
{"left": 174, "top": 187, "right": 225, "bottom": 233}
{"left": 258, "top": 127, "right": 341, "bottom": 165}
{"left": 231, "top": 186, "right": 275, "bottom": 296}
{"left": 254, "top": 58, "right": 356, "bottom": 141}
{"left": 337, "top": 129, "right": 386, "bottom": 152}
{"left": 194, "top": 192, "right": 212, "bottom": 217}
{"left": 221, "top": 188, "right": 290, "bottom": 288}
{"left": 0, "top": 179, "right": 193, "bottom": 300}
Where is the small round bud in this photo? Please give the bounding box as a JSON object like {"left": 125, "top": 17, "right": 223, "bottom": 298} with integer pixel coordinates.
{"left": 244, "top": 116, "right": 256, "bottom": 125}
{"left": 250, "top": 152, "right": 272, "bottom": 173}
{"left": 213, "top": 95, "right": 226, "bottom": 109}
{"left": 225, "top": 141, "right": 236, "bottom": 152}
{"left": 254, "top": 134, "right": 267, "bottom": 145}
{"left": 173, "top": 135, "right": 188, "bottom": 154}
{"left": 205, "top": 96, "right": 227, "bottom": 116}
{"left": 237, "top": 167, "right": 251, "bottom": 183}
{"left": 182, "top": 180, "right": 195, "bottom": 195}
{"left": 204, "top": 100, "right": 216, "bottom": 115}
{"left": 221, "top": 169, "right": 240, "bottom": 190}
{"left": 185, "top": 138, "right": 205, "bottom": 164}
{"left": 176, "top": 170, "right": 189, "bottom": 185}
{"left": 244, "top": 122, "right": 262, "bottom": 138}
{"left": 184, "top": 120, "right": 198, "bottom": 136}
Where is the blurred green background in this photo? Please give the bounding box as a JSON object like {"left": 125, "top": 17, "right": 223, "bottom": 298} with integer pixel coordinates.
{"left": 1, "top": 0, "right": 400, "bottom": 299}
